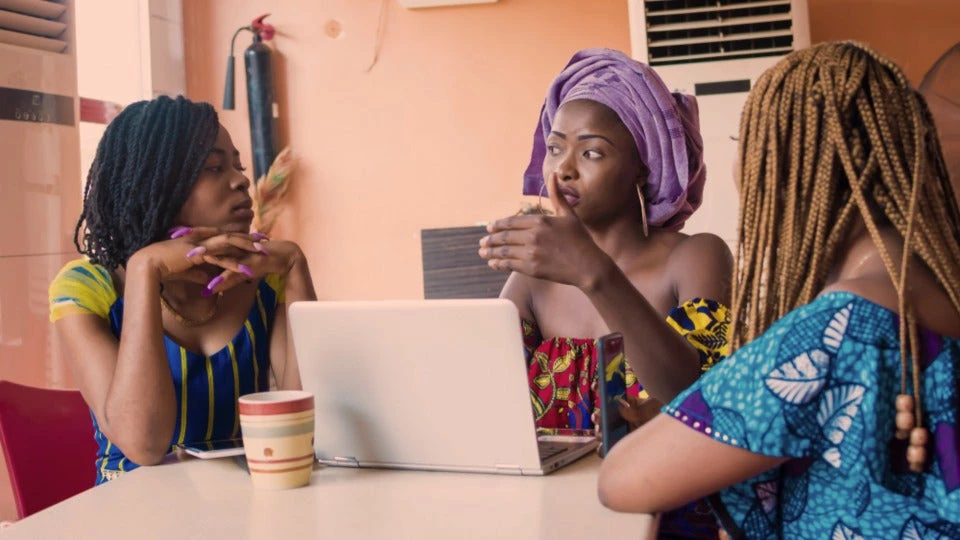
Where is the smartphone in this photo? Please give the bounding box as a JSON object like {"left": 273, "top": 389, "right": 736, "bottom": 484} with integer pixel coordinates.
{"left": 180, "top": 439, "right": 245, "bottom": 459}
{"left": 597, "top": 332, "right": 628, "bottom": 457}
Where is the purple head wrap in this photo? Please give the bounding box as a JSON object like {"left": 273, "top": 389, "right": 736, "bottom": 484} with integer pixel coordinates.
{"left": 523, "top": 48, "right": 706, "bottom": 231}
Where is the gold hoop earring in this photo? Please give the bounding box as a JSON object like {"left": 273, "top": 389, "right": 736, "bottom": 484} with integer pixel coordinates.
{"left": 537, "top": 181, "right": 548, "bottom": 213}
{"left": 636, "top": 185, "right": 649, "bottom": 237}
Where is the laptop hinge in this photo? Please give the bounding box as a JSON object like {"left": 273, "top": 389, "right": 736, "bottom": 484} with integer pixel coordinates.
{"left": 333, "top": 456, "right": 360, "bottom": 467}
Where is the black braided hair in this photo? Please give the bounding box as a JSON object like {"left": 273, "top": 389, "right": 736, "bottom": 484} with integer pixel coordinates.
{"left": 74, "top": 95, "right": 220, "bottom": 270}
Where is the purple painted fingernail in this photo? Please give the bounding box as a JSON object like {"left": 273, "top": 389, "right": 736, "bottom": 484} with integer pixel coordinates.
{"left": 253, "top": 242, "right": 269, "bottom": 255}
{"left": 185, "top": 246, "right": 207, "bottom": 259}
{"left": 170, "top": 227, "right": 192, "bottom": 239}
{"left": 205, "top": 275, "right": 225, "bottom": 292}
{"left": 201, "top": 287, "right": 214, "bottom": 298}
{"left": 238, "top": 264, "right": 254, "bottom": 278}
{"left": 251, "top": 233, "right": 270, "bottom": 241}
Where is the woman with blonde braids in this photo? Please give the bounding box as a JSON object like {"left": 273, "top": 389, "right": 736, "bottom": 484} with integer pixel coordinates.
{"left": 598, "top": 42, "right": 960, "bottom": 538}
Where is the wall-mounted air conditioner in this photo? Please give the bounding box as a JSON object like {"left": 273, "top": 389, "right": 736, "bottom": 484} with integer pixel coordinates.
{"left": 628, "top": 0, "right": 811, "bottom": 247}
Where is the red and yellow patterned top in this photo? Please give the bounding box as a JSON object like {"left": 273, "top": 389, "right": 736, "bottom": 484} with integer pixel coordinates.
{"left": 523, "top": 298, "right": 730, "bottom": 431}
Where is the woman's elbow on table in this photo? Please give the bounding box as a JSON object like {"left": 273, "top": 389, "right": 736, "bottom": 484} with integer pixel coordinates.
{"left": 596, "top": 428, "right": 675, "bottom": 514}
{"left": 112, "top": 440, "right": 168, "bottom": 467}
{"left": 100, "top": 414, "right": 171, "bottom": 466}
{"left": 597, "top": 468, "right": 661, "bottom": 514}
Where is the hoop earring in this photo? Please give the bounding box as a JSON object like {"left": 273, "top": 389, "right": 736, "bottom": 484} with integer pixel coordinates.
{"left": 636, "top": 185, "right": 649, "bottom": 237}
{"left": 537, "top": 181, "right": 548, "bottom": 213}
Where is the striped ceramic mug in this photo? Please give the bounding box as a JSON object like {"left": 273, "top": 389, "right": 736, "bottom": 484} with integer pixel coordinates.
{"left": 238, "top": 390, "right": 315, "bottom": 489}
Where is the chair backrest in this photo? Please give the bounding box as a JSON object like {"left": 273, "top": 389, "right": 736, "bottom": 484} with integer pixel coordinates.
{"left": 0, "top": 381, "right": 96, "bottom": 518}
{"left": 421, "top": 226, "right": 510, "bottom": 299}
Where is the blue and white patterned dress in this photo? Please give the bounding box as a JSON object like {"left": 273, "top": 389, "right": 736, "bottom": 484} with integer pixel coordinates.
{"left": 665, "top": 292, "right": 960, "bottom": 539}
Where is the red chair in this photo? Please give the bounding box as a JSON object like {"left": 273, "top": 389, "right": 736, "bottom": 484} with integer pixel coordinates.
{"left": 0, "top": 381, "right": 97, "bottom": 518}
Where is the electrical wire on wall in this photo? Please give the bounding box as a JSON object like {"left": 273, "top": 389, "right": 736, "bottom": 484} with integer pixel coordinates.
{"left": 366, "top": 0, "right": 388, "bottom": 72}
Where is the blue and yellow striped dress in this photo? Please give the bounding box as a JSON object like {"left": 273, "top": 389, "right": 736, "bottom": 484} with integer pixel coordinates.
{"left": 49, "top": 259, "right": 284, "bottom": 485}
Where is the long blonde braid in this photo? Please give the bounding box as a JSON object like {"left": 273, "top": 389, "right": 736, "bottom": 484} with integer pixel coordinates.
{"left": 732, "top": 42, "right": 960, "bottom": 472}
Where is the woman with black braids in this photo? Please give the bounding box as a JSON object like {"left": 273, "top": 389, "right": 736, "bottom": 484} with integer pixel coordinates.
{"left": 598, "top": 43, "right": 960, "bottom": 538}
{"left": 48, "top": 96, "right": 316, "bottom": 484}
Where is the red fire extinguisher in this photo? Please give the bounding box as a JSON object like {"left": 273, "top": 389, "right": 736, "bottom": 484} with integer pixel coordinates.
{"left": 222, "top": 14, "right": 278, "bottom": 183}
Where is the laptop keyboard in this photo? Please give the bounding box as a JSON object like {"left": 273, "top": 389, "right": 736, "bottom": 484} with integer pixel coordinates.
{"left": 538, "top": 441, "right": 578, "bottom": 462}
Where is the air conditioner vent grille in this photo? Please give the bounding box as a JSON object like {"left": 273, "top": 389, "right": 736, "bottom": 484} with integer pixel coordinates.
{"left": 0, "top": 0, "right": 68, "bottom": 54}
{"left": 645, "top": 0, "right": 795, "bottom": 66}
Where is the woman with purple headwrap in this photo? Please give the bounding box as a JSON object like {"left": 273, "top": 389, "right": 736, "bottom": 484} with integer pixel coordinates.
{"left": 479, "top": 49, "right": 731, "bottom": 537}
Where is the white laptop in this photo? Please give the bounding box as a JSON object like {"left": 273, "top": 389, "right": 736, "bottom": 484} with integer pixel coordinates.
{"left": 289, "top": 299, "right": 596, "bottom": 476}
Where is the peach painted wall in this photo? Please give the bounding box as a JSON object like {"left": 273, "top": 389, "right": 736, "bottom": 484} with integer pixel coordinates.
{"left": 808, "top": 0, "right": 960, "bottom": 85}
{"left": 183, "top": 0, "right": 632, "bottom": 301}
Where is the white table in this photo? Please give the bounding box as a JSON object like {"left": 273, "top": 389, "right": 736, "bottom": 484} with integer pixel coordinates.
{"left": 3, "top": 454, "right": 656, "bottom": 539}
